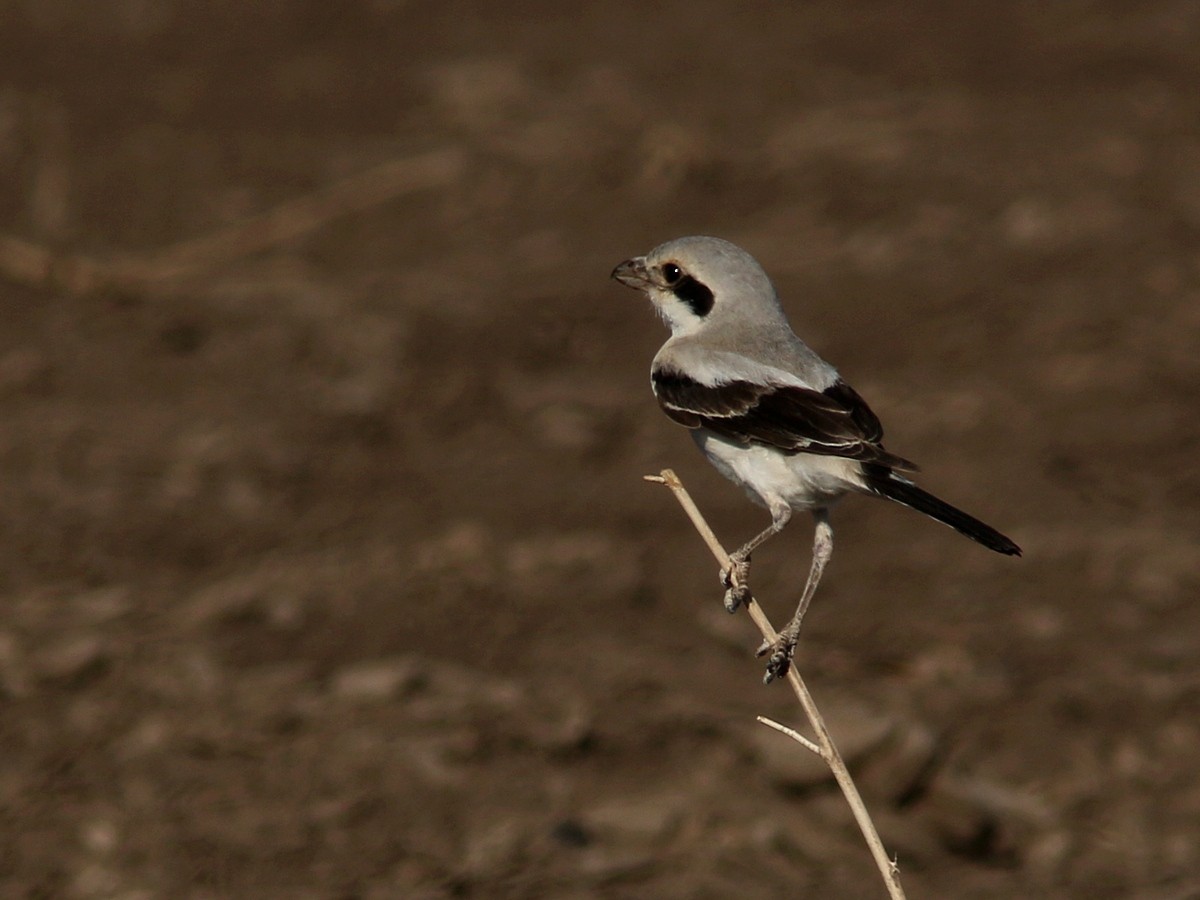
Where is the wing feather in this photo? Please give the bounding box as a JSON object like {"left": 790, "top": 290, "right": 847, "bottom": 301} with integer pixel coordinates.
{"left": 651, "top": 366, "right": 917, "bottom": 470}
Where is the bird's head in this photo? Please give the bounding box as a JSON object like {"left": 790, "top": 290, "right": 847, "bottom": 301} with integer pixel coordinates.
{"left": 611, "top": 235, "right": 782, "bottom": 337}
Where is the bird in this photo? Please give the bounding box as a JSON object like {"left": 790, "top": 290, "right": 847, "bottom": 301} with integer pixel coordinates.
{"left": 611, "top": 235, "right": 1020, "bottom": 683}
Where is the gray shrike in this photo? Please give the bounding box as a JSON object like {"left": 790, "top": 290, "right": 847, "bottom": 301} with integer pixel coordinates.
{"left": 612, "top": 235, "right": 1020, "bottom": 683}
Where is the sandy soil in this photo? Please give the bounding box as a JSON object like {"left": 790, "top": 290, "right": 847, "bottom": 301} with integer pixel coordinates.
{"left": 1, "top": 2, "right": 1198, "bottom": 897}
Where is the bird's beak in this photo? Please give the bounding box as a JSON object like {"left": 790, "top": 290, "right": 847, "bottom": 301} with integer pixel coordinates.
{"left": 611, "top": 256, "right": 652, "bottom": 289}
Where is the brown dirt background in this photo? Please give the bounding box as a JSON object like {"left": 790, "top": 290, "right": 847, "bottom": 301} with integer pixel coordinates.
{"left": 1, "top": 2, "right": 1199, "bottom": 897}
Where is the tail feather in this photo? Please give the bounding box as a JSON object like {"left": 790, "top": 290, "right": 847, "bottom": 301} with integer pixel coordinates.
{"left": 864, "top": 468, "right": 1021, "bottom": 556}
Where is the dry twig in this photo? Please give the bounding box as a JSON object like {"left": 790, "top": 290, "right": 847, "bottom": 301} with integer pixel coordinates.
{"left": 645, "top": 468, "right": 906, "bottom": 900}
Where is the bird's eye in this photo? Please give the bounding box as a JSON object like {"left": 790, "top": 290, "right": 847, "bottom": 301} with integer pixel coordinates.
{"left": 661, "top": 263, "right": 682, "bottom": 284}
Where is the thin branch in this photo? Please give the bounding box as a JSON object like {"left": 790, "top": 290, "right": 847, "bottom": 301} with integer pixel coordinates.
{"left": 647, "top": 468, "right": 906, "bottom": 900}
{"left": 756, "top": 715, "right": 821, "bottom": 756}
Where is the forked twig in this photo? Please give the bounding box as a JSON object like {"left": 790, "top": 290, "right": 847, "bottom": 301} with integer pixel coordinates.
{"left": 645, "top": 468, "right": 905, "bottom": 900}
{"left": 756, "top": 714, "right": 822, "bottom": 756}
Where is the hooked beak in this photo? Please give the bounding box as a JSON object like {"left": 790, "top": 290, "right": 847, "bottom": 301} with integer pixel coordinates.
{"left": 611, "top": 256, "right": 652, "bottom": 289}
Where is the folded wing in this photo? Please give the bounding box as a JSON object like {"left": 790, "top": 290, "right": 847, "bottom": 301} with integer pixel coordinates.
{"left": 652, "top": 366, "right": 916, "bottom": 470}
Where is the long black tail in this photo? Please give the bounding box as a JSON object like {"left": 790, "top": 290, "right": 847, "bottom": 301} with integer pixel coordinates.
{"left": 864, "top": 467, "right": 1021, "bottom": 556}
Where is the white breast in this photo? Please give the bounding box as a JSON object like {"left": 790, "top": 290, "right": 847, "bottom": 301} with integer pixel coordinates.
{"left": 691, "top": 429, "right": 862, "bottom": 513}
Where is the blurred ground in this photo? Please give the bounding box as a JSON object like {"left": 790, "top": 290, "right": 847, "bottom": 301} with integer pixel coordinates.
{"left": 1, "top": 1, "right": 1199, "bottom": 897}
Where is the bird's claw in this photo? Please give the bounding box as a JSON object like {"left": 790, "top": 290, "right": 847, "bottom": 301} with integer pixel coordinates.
{"left": 756, "top": 633, "right": 797, "bottom": 684}
{"left": 722, "top": 584, "right": 750, "bottom": 613}
{"left": 720, "top": 556, "right": 752, "bottom": 613}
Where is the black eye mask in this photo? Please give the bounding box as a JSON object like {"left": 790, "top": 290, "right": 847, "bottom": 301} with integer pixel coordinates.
{"left": 672, "top": 274, "right": 714, "bottom": 316}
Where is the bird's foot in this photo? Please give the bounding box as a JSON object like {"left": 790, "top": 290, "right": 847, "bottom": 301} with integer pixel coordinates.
{"left": 720, "top": 555, "right": 752, "bottom": 613}
{"left": 756, "top": 622, "right": 800, "bottom": 685}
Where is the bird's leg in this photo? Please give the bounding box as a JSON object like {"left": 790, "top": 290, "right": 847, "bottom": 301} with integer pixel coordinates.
{"left": 758, "top": 509, "right": 833, "bottom": 683}
{"left": 721, "top": 504, "right": 791, "bottom": 613}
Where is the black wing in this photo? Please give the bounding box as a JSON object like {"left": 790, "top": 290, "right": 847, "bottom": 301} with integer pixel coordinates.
{"left": 652, "top": 366, "right": 917, "bottom": 470}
